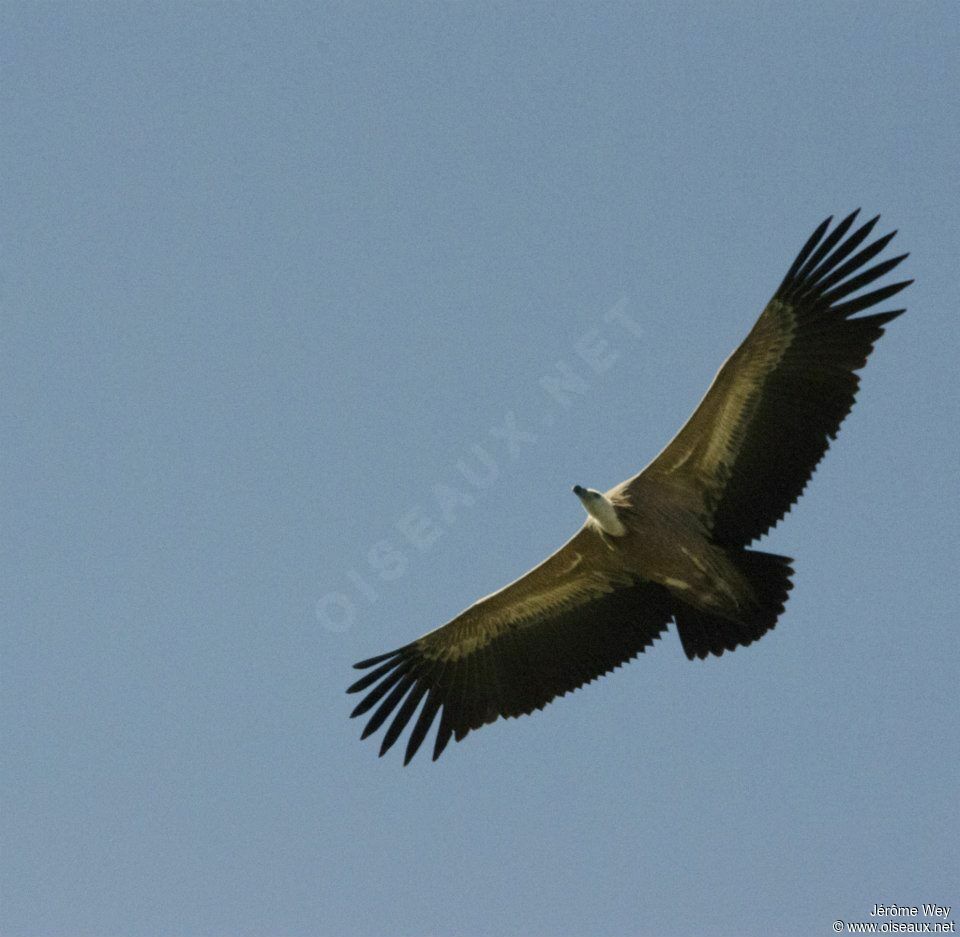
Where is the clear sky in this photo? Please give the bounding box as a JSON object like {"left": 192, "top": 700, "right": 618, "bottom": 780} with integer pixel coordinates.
{"left": 2, "top": 4, "right": 958, "bottom": 937}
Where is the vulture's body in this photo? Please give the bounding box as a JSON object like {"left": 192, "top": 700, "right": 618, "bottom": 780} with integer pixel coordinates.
{"left": 348, "top": 211, "right": 911, "bottom": 764}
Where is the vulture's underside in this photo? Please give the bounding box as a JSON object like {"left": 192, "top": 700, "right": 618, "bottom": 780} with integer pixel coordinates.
{"left": 348, "top": 210, "right": 911, "bottom": 763}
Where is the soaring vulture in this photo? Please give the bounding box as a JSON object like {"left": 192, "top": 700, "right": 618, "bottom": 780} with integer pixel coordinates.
{"left": 348, "top": 211, "right": 910, "bottom": 764}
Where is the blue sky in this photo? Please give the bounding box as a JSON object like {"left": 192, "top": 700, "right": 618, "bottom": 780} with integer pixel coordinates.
{"left": 2, "top": 4, "right": 958, "bottom": 936}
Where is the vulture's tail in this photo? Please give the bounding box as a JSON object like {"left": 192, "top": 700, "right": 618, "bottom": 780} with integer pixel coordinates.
{"left": 673, "top": 550, "right": 794, "bottom": 660}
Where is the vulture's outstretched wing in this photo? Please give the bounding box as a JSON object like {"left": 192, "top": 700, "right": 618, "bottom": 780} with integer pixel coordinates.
{"left": 629, "top": 211, "right": 911, "bottom": 546}
{"left": 348, "top": 527, "right": 674, "bottom": 764}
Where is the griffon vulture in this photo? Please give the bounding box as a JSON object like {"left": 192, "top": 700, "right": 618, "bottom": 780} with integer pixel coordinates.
{"left": 348, "top": 210, "right": 910, "bottom": 764}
